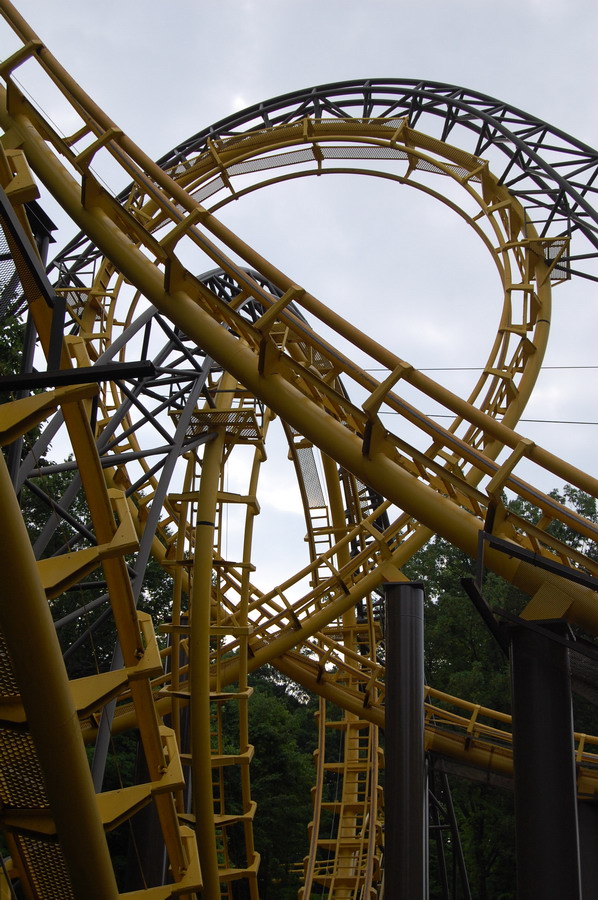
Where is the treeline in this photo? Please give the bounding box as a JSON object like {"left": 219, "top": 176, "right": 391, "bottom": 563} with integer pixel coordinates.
{"left": 24, "top": 475, "right": 598, "bottom": 898}
{"left": 14, "top": 444, "right": 598, "bottom": 898}
{"left": 3, "top": 298, "right": 595, "bottom": 897}
{"left": 245, "top": 486, "right": 598, "bottom": 899}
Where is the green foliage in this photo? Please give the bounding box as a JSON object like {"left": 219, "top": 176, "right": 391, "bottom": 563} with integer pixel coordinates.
{"left": 403, "top": 537, "right": 518, "bottom": 897}
{"left": 403, "top": 535, "right": 521, "bottom": 712}
{"left": 102, "top": 732, "right": 141, "bottom": 888}
{"left": 220, "top": 666, "right": 317, "bottom": 899}
{"left": 249, "top": 689, "right": 315, "bottom": 896}
{"left": 404, "top": 484, "right": 598, "bottom": 899}
{"left": 254, "top": 671, "right": 316, "bottom": 895}
{"left": 7, "top": 304, "right": 597, "bottom": 900}
{"left": 0, "top": 314, "right": 26, "bottom": 380}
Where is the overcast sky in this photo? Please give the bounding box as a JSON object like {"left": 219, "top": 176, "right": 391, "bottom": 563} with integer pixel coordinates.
{"left": 6, "top": 0, "right": 598, "bottom": 152}
{"left": 2, "top": 0, "right": 598, "bottom": 587}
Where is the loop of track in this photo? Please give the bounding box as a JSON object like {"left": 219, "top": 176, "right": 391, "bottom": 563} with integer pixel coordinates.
{"left": 1, "top": 3, "right": 598, "bottom": 896}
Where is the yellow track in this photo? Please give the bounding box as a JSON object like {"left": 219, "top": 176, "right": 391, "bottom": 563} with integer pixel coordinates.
{"left": 0, "top": 2, "right": 598, "bottom": 897}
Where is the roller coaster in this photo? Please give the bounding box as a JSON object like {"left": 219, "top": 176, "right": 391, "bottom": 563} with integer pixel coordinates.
{"left": 0, "top": 0, "right": 598, "bottom": 896}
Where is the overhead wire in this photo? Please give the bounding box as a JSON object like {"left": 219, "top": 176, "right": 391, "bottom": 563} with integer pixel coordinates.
{"left": 364, "top": 365, "right": 598, "bottom": 425}
{"left": 366, "top": 366, "right": 598, "bottom": 372}
{"left": 378, "top": 413, "right": 598, "bottom": 425}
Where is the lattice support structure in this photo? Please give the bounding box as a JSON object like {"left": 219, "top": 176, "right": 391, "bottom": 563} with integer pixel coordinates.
{"left": 1, "top": 2, "right": 598, "bottom": 897}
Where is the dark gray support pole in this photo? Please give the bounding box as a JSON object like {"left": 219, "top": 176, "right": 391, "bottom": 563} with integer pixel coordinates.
{"left": 384, "top": 581, "right": 426, "bottom": 900}
{"left": 509, "top": 620, "right": 581, "bottom": 900}
{"left": 578, "top": 800, "right": 598, "bottom": 898}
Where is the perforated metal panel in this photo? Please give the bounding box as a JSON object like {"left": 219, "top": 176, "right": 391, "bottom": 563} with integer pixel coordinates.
{"left": 16, "top": 835, "right": 75, "bottom": 900}
{"left": 296, "top": 445, "right": 326, "bottom": 509}
{"left": 0, "top": 730, "right": 49, "bottom": 809}
{"left": 0, "top": 218, "right": 24, "bottom": 321}
{"left": 0, "top": 632, "right": 21, "bottom": 698}
{"left": 182, "top": 408, "right": 262, "bottom": 441}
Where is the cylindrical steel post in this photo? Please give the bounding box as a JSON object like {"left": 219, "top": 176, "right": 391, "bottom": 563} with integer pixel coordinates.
{"left": 190, "top": 428, "right": 225, "bottom": 900}
{"left": 384, "top": 581, "right": 426, "bottom": 900}
{"left": 509, "top": 621, "right": 581, "bottom": 900}
{"left": 578, "top": 800, "right": 598, "bottom": 898}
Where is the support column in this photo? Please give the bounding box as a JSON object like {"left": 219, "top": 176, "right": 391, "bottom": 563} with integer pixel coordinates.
{"left": 190, "top": 428, "right": 225, "bottom": 900}
{"left": 578, "top": 800, "right": 598, "bottom": 898}
{"left": 509, "top": 620, "right": 581, "bottom": 900}
{"left": 384, "top": 582, "right": 426, "bottom": 900}
{"left": 0, "top": 452, "right": 119, "bottom": 898}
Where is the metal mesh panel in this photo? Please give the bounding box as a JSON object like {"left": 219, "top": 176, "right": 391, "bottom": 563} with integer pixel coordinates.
{"left": 0, "top": 631, "right": 21, "bottom": 697}
{"left": 147, "top": 82, "right": 598, "bottom": 283}
{"left": 0, "top": 729, "right": 49, "bottom": 809}
{"left": 296, "top": 446, "right": 326, "bottom": 508}
{"left": 311, "top": 350, "right": 335, "bottom": 375}
{"left": 192, "top": 150, "right": 316, "bottom": 203}
{"left": 0, "top": 219, "right": 25, "bottom": 320}
{"left": 192, "top": 175, "right": 225, "bottom": 203}
{"left": 1, "top": 221, "right": 43, "bottom": 312}
{"left": 228, "top": 148, "right": 315, "bottom": 176}
{"left": 380, "top": 118, "right": 409, "bottom": 129}
{"left": 546, "top": 237, "right": 570, "bottom": 280}
{"left": 220, "top": 123, "right": 306, "bottom": 150}
{"left": 64, "top": 289, "right": 86, "bottom": 320}
{"left": 0, "top": 190, "right": 56, "bottom": 323}
{"left": 183, "top": 409, "right": 261, "bottom": 440}
{"left": 190, "top": 141, "right": 476, "bottom": 211}
{"left": 414, "top": 158, "right": 471, "bottom": 179}
{"left": 355, "top": 477, "right": 387, "bottom": 529}
{"left": 415, "top": 128, "right": 485, "bottom": 172}
{"left": 321, "top": 146, "right": 408, "bottom": 160}
{"left": 319, "top": 118, "right": 403, "bottom": 129}
{"left": 16, "top": 835, "right": 75, "bottom": 900}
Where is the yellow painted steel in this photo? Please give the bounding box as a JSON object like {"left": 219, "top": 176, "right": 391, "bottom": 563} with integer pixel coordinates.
{"left": 1, "top": 2, "right": 598, "bottom": 897}
{"left": 190, "top": 426, "right": 226, "bottom": 899}
{"left": 0, "top": 451, "right": 120, "bottom": 899}
{"left": 155, "top": 377, "right": 265, "bottom": 897}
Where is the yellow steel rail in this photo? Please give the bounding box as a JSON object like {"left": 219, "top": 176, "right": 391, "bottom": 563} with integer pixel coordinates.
{"left": 1, "top": 2, "right": 598, "bottom": 897}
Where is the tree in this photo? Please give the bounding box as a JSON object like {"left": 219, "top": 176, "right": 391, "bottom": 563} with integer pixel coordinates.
{"left": 221, "top": 666, "right": 318, "bottom": 899}
{"left": 403, "top": 485, "right": 598, "bottom": 899}
{"left": 403, "top": 538, "right": 518, "bottom": 898}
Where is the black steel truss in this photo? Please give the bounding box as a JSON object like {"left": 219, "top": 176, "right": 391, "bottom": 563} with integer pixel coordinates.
{"left": 50, "top": 79, "right": 598, "bottom": 283}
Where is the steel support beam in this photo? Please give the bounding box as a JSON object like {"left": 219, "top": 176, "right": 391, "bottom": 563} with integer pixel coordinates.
{"left": 578, "top": 800, "right": 598, "bottom": 899}
{"left": 0, "top": 453, "right": 119, "bottom": 899}
{"left": 190, "top": 426, "right": 226, "bottom": 899}
{"left": 0, "top": 360, "right": 157, "bottom": 391}
{"left": 509, "top": 620, "right": 581, "bottom": 900}
{"left": 384, "top": 582, "right": 427, "bottom": 900}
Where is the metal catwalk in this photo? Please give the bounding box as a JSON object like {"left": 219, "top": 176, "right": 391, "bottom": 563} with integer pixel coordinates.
{"left": 0, "top": 0, "right": 598, "bottom": 895}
